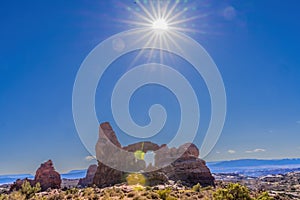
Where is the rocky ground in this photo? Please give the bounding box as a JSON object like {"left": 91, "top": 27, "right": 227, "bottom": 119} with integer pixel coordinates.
{"left": 0, "top": 184, "right": 9, "bottom": 194}
{"left": 61, "top": 178, "right": 80, "bottom": 189}
{"left": 0, "top": 180, "right": 257, "bottom": 200}
{"left": 214, "top": 171, "right": 300, "bottom": 199}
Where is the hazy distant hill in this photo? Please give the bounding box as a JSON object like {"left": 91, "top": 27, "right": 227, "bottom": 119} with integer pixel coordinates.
{"left": 0, "top": 170, "right": 87, "bottom": 185}
{"left": 208, "top": 158, "right": 300, "bottom": 168}
{"left": 207, "top": 158, "right": 300, "bottom": 177}
{"left": 0, "top": 174, "right": 34, "bottom": 185}
{"left": 61, "top": 169, "right": 87, "bottom": 179}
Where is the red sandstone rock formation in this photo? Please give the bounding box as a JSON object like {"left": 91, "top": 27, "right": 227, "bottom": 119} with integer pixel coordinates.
{"left": 99, "top": 122, "right": 121, "bottom": 148}
{"left": 158, "top": 143, "right": 214, "bottom": 187}
{"left": 94, "top": 122, "right": 126, "bottom": 187}
{"left": 34, "top": 160, "right": 61, "bottom": 191}
{"left": 10, "top": 160, "right": 61, "bottom": 191}
{"left": 93, "top": 122, "right": 215, "bottom": 188}
{"left": 93, "top": 162, "right": 124, "bottom": 187}
{"left": 123, "top": 141, "right": 160, "bottom": 152}
{"left": 78, "top": 164, "right": 97, "bottom": 187}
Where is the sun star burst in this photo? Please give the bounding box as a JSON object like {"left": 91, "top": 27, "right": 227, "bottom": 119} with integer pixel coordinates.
{"left": 121, "top": 0, "right": 202, "bottom": 63}
{"left": 152, "top": 18, "right": 169, "bottom": 30}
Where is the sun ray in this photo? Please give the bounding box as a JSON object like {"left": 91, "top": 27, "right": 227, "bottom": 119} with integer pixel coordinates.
{"left": 172, "top": 27, "right": 207, "bottom": 34}
{"left": 165, "top": 32, "right": 185, "bottom": 56}
{"left": 157, "top": 0, "right": 162, "bottom": 19}
{"left": 168, "top": 15, "right": 201, "bottom": 26}
{"left": 119, "top": 19, "right": 151, "bottom": 27}
{"left": 164, "top": 1, "right": 180, "bottom": 21}
{"left": 161, "top": 0, "right": 171, "bottom": 19}
{"left": 129, "top": 31, "right": 158, "bottom": 67}
{"left": 161, "top": 32, "right": 170, "bottom": 52}
{"left": 167, "top": 8, "right": 189, "bottom": 24}
{"left": 130, "top": 10, "right": 154, "bottom": 25}
{"left": 115, "top": 29, "right": 154, "bottom": 67}
{"left": 146, "top": 33, "right": 160, "bottom": 63}
{"left": 150, "top": 0, "right": 159, "bottom": 20}
{"left": 165, "top": 33, "right": 182, "bottom": 61}
{"left": 169, "top": 31, "right": 191, "bottom": 44}
{"left": 160, "top": 33, "right": 171, "bottom": 62}
{"left": 135, "top": 1, "right": 156, "bottom": 22}
{"left": 159, "top": 33, "right": 164, "bottom": 63}
{"left": 118, "top": 0, "right": 207, "bottom": 66}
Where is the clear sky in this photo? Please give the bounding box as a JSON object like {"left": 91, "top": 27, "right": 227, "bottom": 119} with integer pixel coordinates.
{"left": 1, "top": 0, "right": 300, "bottom": 174}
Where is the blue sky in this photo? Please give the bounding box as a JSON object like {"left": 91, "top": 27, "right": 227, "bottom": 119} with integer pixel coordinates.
{"left": 1, "top": 0, "right": 300, "bottom": 174}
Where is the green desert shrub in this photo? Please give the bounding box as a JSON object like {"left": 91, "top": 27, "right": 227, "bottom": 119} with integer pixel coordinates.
{"left": 0, "top": 194, "right": 8, "bottom": 200}
{"left": 192, "top": 183, "right": 202, "bottom": 192}
{"left": 156, "top": 188, "right": 172, "bottom": 200}
{"left": 145, "top": 186, "right": 152, "bottom": 191}
{"left": 213, "top": 183, "right": 252, "bottom": 200}
{"left": 256, "top": 192, "right": 274, "bottom": 200}
{"left": 202, "top": 186, "right": 213, "bottom": 190}
{"left": 65, "top": 187, "right": 79, "bottom": 195}
{"left": 7, "top": 191, "right": 26, "bottom": 200}
{"left": 166, "top": 195, "right": 177, "bottom": 200}
{"left": 81, "top": 187, "right": 101, "bottom": 199}
{"left": 134, "top": 185, "right": 144, "bottom": 192}
{"left": 30, "top": 195, "right": 48, "bottom": 200}
{"left": 82, "top": 187, "right": 94, "bottom": 196}
{"left": 47, "top": 192, "right": 65, "bottom": 200}
{"left": 20, "top": 180, "right": 41, "bottom": 199}
{"left": 147, "top": 191, "right": 160, "bottom": 199}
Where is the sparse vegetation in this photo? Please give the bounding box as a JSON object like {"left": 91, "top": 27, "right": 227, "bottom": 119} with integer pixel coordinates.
{"left": 0, "top": 181, "right": 283, "bottom": 199}
{"left": 156, "top": 188, "right": 171, "bottom": 200}
{"left": 20, "top": 181, "right": 41, "bottom": 199}
{"left": 213, "top": 183, "right": 252, "bottom": 200}
{"left": 192, "top": 183, "right": 202, "bottom": 192}
{"left": 256, "top": 192, "right": 274, "bottom": 200}
{"left": 134, "top": 185, "right": 144, "bottom": 192}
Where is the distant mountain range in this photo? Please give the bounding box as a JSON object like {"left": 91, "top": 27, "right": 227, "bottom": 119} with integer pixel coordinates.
{"left": 208, "top": 158, "right": 300, "bottom": 168}
{"left": 207, "top": 158, "right": 300, "bottom": 177}
{"left": 0, "top": 169, "right": 87, "bottom": 185}
{"left": 0, "top": 174, "right": 34, "bottom": 185}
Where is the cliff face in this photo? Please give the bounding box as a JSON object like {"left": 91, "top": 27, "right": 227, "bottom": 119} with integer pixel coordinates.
{"left": 93, "top": 122, "right": 215, "bottom": 188}
{"left": 78, "top": 164, "right": 97, "bottom": 187}
{"left": 93, "top": 122, "right": 126, "bottom": 187}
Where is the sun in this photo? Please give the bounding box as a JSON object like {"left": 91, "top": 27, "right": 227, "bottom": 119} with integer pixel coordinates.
{"left": 152, "top": 18, "right": 169, "bottom": 31}
{"left": 121, "top": 0, "right": 202, "bottom": 62}
{"left": 123, "top": 1, "right": 193, "bottom": 33}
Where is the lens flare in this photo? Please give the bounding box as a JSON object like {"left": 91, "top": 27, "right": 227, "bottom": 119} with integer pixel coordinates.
{"left": 126, "top": 173, "right": 146, "bottom": 186}
{"left": 134, "top": 150, "right": 145, "bottom": 160}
